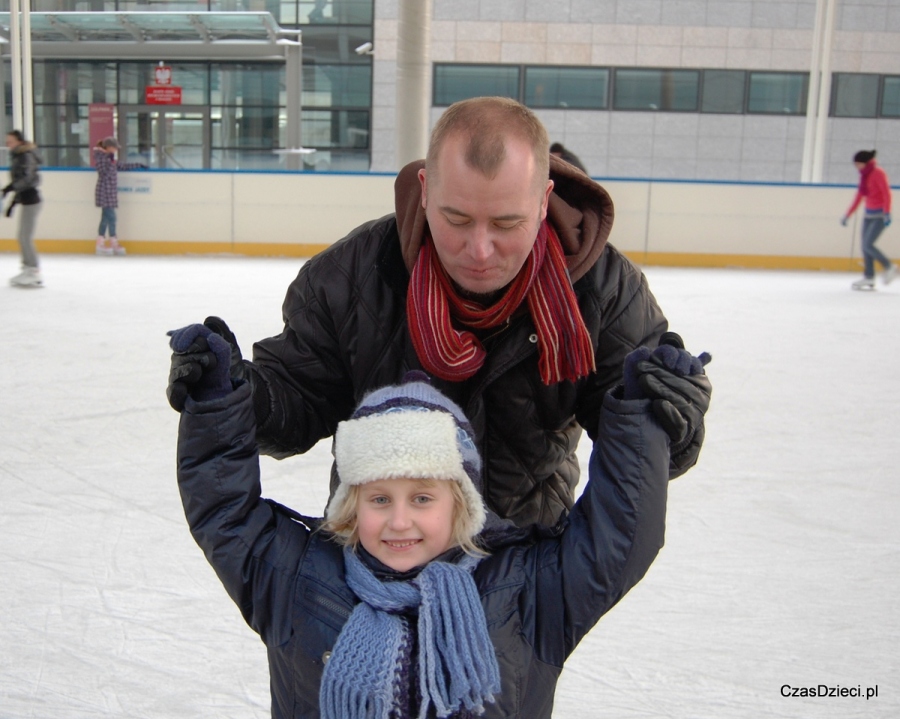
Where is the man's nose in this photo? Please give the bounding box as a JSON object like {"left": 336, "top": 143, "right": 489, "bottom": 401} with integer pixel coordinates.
{"left": 466, "top": 224, "right": 494, "bottom": 262}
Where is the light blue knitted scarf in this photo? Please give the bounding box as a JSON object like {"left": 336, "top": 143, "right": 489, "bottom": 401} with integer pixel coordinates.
{"left": 320, "top": 546, "right": 501, "bottom": 719}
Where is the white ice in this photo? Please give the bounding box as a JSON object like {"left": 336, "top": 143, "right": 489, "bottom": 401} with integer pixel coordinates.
{"left": 2, "top": 254, "right": 898, "bottom": 718}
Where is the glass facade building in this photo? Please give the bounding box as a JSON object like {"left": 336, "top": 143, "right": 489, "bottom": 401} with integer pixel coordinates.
{"left": 0, "top": 0, "right": 374, "bottom": 170}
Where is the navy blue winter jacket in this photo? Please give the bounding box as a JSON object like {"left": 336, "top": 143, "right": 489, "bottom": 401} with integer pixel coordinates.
{"left": 176, "top": 381, "right": 669, "bottom": 718}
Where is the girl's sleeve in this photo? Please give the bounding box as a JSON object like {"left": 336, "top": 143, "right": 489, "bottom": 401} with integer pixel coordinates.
{"left": 528, "top": 391, "right": 670, "bottom": 665}
{"left": 846, "top": 189, "right": 864, "bottom": 217}
{"left": 176, "top": 381, "right": 311, "bottom": 646}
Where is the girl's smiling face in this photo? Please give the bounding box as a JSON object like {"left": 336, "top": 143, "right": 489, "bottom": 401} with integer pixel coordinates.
{"left": 355, "top": 477, "right": 456, "bottom": 572}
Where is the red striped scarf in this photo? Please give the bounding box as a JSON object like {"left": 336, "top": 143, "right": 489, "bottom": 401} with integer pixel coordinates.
{"left": 406, "top": 220, "right": 595, "bottom": 385}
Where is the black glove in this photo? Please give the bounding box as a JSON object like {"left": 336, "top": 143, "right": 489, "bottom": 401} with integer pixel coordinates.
{"left": 5, "top": 200, "right": 16, "bottom": 218}
{"left": 634, "top": 333, "right": 712, "bottom": 472}
{"left": 2, "top": 184, "right": 12, "bottom": 197}
{"left": 166, "top": 322, "right": 234, "bottom": 410}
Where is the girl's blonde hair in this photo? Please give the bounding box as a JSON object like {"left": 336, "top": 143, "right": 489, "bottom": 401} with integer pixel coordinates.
{"left": 321, "top": 478, "right": 486, "bottom": 557}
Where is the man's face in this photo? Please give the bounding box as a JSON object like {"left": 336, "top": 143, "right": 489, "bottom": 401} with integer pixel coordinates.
{"left": 5, "top": 135, "right": 19, "bottom": 149}
{"left": 355, "top": 477, "right": 456, "bottom": 572}
{"left": 419, "top": 133, "right": 553, "bottom": 295}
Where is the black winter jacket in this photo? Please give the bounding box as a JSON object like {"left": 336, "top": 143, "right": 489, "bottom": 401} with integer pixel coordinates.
{"left": 176, "top": 381, "right": 669, "bottom": 719}
{"left": 248, "top": 157, "right": 678, "bottom": 527}
{"left": 7, "top": 142, "right": 41, "bottom": 206}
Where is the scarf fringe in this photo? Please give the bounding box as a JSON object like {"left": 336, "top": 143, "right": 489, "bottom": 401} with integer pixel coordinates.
{"left": 417, "top": 563, "right": 500, "bottom": 718}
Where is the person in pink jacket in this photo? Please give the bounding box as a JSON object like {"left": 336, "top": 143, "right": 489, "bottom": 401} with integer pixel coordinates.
{"left": 841, "top": 149, "right": 894, "bottom": 291}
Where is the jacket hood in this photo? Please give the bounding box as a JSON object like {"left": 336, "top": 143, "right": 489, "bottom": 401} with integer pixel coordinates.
{"left": 393, "top": 154, "right": 614, "bottom": 284}
{"left": 12, "top": 141, "right": 38, "bottom": 155}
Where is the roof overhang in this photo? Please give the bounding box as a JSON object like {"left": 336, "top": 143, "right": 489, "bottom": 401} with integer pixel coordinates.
{"left": 0, "top": 11, "right": 300, "bottom": 61}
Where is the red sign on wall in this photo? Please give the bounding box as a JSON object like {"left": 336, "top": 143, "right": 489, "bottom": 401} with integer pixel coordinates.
{"left": 146, "top": 86, "right": 183, "bottom": 105}
{"left": 88, "top": 103, "right": 115, "bottom": 166}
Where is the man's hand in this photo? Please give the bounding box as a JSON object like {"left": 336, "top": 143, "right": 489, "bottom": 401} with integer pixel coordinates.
{"left": 166, "top": 322, "right": 235, "bottom": 410}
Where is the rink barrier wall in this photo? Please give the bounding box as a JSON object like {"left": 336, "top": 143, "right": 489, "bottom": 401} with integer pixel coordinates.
{"left": 0, "top": 168, "right": 896, "bottom": 271}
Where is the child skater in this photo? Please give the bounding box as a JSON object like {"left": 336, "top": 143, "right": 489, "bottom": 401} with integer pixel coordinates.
{"left": 170, "top": 322, "right": 710, "bottom": 718}
{"left": 93, "top": 137, "right": 145, "bottom": 256}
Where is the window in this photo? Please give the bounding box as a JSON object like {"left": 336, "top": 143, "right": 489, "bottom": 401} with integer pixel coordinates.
{"left": 302, "top": 64, "right": 372, "bottom": 107}
{"left": 831, "top": 73, "right": 880, "bottom": 118}
{"left": 747, "top": 72, "right": 807, "bottom": 114}
{"left": 433, "top": 65, "right": 520, "bottom": 106}
{"left": 701, "top": 70, "right": 745, "bottom": 114}
{"left": 881, "top": 77, "right": 900, "bottom": 118}
{"left": 613, "top": 69, "right": 699, "bottom": 111}
{"left": 525, "top": 67, "right": 608, "bottom": 109}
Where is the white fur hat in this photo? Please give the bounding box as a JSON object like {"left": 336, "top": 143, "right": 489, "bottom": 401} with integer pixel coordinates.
{"left": 326, "top": 373, "right": 486, "bottom": 536}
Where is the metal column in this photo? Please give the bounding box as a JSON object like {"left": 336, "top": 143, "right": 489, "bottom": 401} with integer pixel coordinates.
{"left": 8, "top": 0, "right": 34, "bottom": 141}
{"left": 284, "top": 38, "right": 304, "bottom": 171}
{"left": 395, "top": 0, "right": 432, "bottom": 168}
{"left": 801, "top": 0, "right": 837, "bottom": 183}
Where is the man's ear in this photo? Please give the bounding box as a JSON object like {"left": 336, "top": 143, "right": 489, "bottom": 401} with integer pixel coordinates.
{"left": 540, "top": 179, "right": 554, "bottom": 221}
{"left": 417, "top": 167, "right": 428, "bottom": 210}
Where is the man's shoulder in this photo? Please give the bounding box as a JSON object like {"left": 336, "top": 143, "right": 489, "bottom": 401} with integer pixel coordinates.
{"left": 302, "top": 213, "right": 405, "bottom": 286}
{"left": 576, "top": 242, "right": 644, "bottom": 299}
{"left": 311, "top": 213, "right": 398, "bottom": 265}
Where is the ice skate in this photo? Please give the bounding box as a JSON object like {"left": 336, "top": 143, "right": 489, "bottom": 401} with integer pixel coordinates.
{"left": 9, "top": 266, "right": 43, "bottom": 288}
{"left": 851, "top": 277, "right": 875, "bottom": 291}
{"left": 109, "top": 237, "right": 126, "bottom": 256}
{"left": 882, "top": 264, "right": 897, "bottom": 286}
{"left": 96, "top": 236, "right": 113, "bottom": 256}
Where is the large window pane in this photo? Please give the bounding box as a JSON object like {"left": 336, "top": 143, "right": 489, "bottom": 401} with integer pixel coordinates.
{"left": 33, "top": 104, "right": 88, "bottom": 165}
{"left": 303, "top": 64, "right": 372, "bottom": 107}
{"left": 525, "top": 66, "right": 608, "bottom": 109}
{"left": 301, "top": 109, "right": 369, "bottom": 148}
{"left": 832, "top": 73, "right": 879, "bottom": 118}
{"left": 882, "top": 77, "right": 900, "bottom": 117}
{"left": 300, "top": 25, "right": 374, "bottom": 63}
{"left": 747, "top": 72, "right": 807, "bottom": 114}
{"left": 211, "top": 63, "right": 284, "bottom": 106}
{"left": 433, "top": 65, "right": 520, "bottom": 106}
{"left": 296, "top": 0, "right": 373, "bottom": 24}
{"left": 613, "top": 69, "right": 699, "bottom": 111}
{"left": 212, "top": 106, "right": 281, "bottom": 148}
{"left": 701, "top": 70, "right": 745, "bottom": 113}
{"left": 33, "top": 61, "right": 116, "bottom": 104}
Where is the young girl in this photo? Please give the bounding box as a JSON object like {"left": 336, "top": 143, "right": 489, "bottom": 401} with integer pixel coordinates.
{"left": 93, "top": 137, "right": 145, "bottom": 256}
{"left": 172, "top": 323, "right": 702, "bottom": 718}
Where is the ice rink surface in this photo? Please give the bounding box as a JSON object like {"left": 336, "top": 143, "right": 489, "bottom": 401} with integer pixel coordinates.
{"left": 2, "top": 254, "right": 898, "bottom": 718}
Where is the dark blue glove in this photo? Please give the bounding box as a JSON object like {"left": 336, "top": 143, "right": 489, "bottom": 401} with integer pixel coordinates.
{"left": 166, "top": 322, "right": 233, "bottom": 409}
{"left": 635, "top": 334, "right": 711, "bottom": 453}
{"left": 201, "top": 315, "right": 247, "bottom": 383}
{"left": 622, "top": 333, "right": 712, "bottom": 478}
{"left": 623, "top": 346, "right": 651, "bottom": 400}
